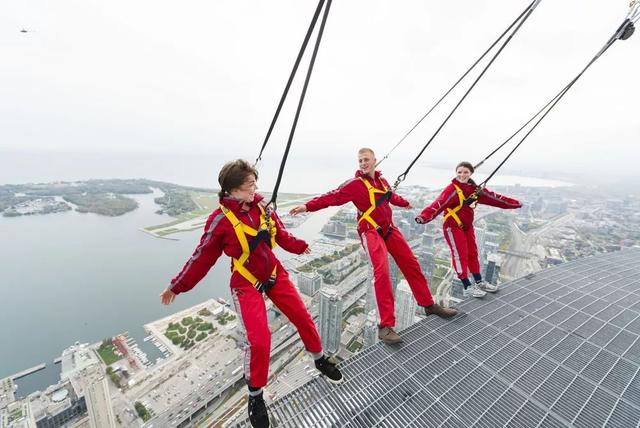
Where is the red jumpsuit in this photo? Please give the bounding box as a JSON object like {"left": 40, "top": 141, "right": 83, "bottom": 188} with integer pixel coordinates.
{"left": 170, "top": 194, "right": 322, "bottom": 389}
{"left": 418, "top": 179, "right": 521, "bottom": 280}
{"left": 305, "top": 170, "right": 434, "bottom": 328}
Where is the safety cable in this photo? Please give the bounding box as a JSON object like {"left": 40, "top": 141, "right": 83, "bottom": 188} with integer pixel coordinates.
{"left": 267, "top": 0, "right": 333, "bottom": 211}
{"left": 392, "top": 0, "right": 542, "bottom": 190}
{"left": 477, "top": 5, "right": 637, "bottom": 188}
{"left": 376, "top": 1, "right": 538, "bottom": 167}
{"left": 254, "top": 0, "right": 326, "bottom": 166}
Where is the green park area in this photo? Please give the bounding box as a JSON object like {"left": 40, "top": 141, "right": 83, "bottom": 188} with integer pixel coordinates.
{"left": 165, "top": 316, "right": 217, "bottom": 351}
{"left": 216, "top": 311, "right": 236, "bottom": 326}
{"left": 97, "top": 339, "right": 123, "bottom": 366}
{"left": 297, "top": 243, "right": 361, "bottom": 273}
{"left": 145, "top": 191, "right": 312, "bottom": 237}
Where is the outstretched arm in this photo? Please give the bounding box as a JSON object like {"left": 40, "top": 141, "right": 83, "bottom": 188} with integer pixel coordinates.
{"left": 167, "top": 212, "right": 225, "bottom": 296}
{"left": 416, "top": 185, "right": 456, "bottom": 223}
{"left": 383, "top": 178, "right": 410, "bottom": 208}
{"left": 272, "top": 210, "right": 308, "bottom": 254}
{"left": 478, "top": 188, "right": 522, "bottom": 209}
{"left": 291, "top": 179, "right": 356, "bottom": 215}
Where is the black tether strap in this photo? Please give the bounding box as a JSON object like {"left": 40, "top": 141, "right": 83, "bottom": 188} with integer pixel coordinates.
{"left": 376, "top": 0, "right": 538, "bottom": 168}
{"left": 477, "top": 15, "right": 637, "bottom": 188}
{"left": 254, "top": 0, "right": 326, "bottom": 166}
{"left": 375, "top": 191, "right": 393, "bottom": 207}
{"left": 249, "top": 229, "right": 272, "bottom": 252}
{"left": 267, "top": 0, "right": 332, "bottom": 211}
{"left": 392, "top": 0, "right": 541, "bottom": 190}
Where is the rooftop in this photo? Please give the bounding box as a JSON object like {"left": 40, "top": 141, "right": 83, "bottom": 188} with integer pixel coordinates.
{"left": 231, "top": 247, "right": 640, "bottom": 427}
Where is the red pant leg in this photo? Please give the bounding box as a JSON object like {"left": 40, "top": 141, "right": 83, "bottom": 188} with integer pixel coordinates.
{"left": 361, "top": 229, "right": 395, "bottom": 328}
{"left": 466, "top": 226, "right": 481, "bottom": 275}
{"left": 443, "top": 226, "right": 469, "bottom": 279}
{"left": 386, "top": 229, "right": 434, "bottom": 307}
{"left": 231, "top": 284, "right": 271, "bottom": 389}
{"left": 266, "top": 267, "right": 322, "bottom": 354}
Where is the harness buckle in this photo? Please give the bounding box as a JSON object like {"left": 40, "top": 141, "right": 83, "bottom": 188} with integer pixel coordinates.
{"left": 255, "top": 274, "right": 277, "bottom": 294}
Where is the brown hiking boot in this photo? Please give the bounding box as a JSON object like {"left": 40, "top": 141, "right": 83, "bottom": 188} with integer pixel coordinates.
{"left": 424, "top": 303, "right": 458, "bottom": 318}
{"left": 378, "top": 326, "right": 403, "bottom": 344}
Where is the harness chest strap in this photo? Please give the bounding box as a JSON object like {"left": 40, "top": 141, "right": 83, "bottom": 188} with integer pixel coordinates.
{"left": 356, "top": 177, "right": 390, "bottom": 230}
{"left": 220, "top": 204, "right": 277, "bottom": 286}
{"left": 442, "top": 184, "right": 465, "bottom": 227}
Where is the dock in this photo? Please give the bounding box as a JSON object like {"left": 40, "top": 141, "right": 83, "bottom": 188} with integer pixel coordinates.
{"left": 11, "top": 364, "right": 46, "bottom": 380}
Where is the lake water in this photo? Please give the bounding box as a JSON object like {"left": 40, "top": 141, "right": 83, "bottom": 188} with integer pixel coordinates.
{"left": 0, "top": 190, "right": 335, "bottom": 397}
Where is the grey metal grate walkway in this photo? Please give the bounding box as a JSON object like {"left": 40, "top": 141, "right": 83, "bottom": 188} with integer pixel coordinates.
{"left": 231, "top": 248, "right": 640, "bottom": 427}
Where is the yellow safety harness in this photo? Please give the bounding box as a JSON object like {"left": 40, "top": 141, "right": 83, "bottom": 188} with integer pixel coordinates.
{"left": 357, "top": 177, "right": 393, "bottom": 238}
{"left": 442, "top": 183, "right": 466, "bottom": 228}
{"left": 220, "top": 204, "right": 278, "bottom": 290}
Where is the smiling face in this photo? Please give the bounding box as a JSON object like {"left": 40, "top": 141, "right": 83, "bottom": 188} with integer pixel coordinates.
{"left": 456, "top": 166, "right": 473, "bottom": 184}
{"left": 358, "top": 149, "right": 376, "bottom": 177}
{"left": 229, "top": 174, "right": 257, "bottom": 203}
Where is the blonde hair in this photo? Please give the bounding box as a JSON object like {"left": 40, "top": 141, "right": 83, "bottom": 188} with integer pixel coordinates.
{"left": 358, "top": 147, "right": 375, "bottom": 156}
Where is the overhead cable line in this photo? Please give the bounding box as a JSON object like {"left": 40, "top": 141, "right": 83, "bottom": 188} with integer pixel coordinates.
{"left": 266, "top": 0, "right": 333, "bottom": 211}
{"left": 376, "top": 0, "right": 540, "bottom": 167}
{"left": 475, "top": 1, "right": 638, "bottom": 189}
{"left": 391, "top": 0, "right": 542, "bottom": 190}
{"left": 254, "top": 0, "right": 326, "bottom": 166}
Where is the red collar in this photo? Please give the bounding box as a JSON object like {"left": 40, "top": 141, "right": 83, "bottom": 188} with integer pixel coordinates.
{"left": 219, "top": 193, "right": 265, "bottom": 214}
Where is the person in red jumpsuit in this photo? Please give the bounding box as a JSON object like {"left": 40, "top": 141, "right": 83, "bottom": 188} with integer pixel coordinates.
{"left": 160, "top": 160, "right": 343, "bottom": 428}
{"left": 290, "top": 148, "right": 457, "bottom": 345}
{"left": 416, "top": 161, "right": 522, "bottom": 298}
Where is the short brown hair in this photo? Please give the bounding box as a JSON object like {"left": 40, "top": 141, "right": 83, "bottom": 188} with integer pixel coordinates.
{"left": 218, "top": 159, "right": 258, "bottom": 198}
{"left": 358, "top": 147, "right": 375, "bottom": 156}
{"left": 455, "top": 161, "right": 477, "bottom": 186}
{"left": 455, "top": 161, "right": 474, "bottom": 174}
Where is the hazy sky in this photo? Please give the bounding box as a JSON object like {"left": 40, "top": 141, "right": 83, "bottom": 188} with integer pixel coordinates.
{"left": 1, "top": 0, "right": 638, "bottom": 189}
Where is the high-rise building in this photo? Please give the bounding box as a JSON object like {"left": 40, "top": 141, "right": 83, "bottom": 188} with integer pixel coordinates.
{"left": 297, "top": 271, "right": 322, "bottom": 297}
{"left": 398, "top": 219, "right": 412, "bottom": 240}
{"left": 484, "top": 253, "right": 502, "bottom": 285}
{"left": 389, "top": 256, "right": 400, "bottom": 295}
{"left": 451, "top": 277, "right": 465, "bottom": 299}
{"left": 362, "top": 310, "right": 378, "bottom": 348}
{"left": 483, "top": 231, "right": 500, "bottom": 260}
{"left": 321, "top": 221, "right": 347, "bottom": 239}
{"left": 364, "top": 275, "right": 376, "bottom": 313}
{"left": 475, "top": 227, "right": 486, "bottom": 265}
{"left": 395, "top": 280, "right": 417, "bottom": 332}
{"left": 421, "top": 231, "right": 437, "bottom": 248}
{"left": 319, "top": 287, "right": 343, "bottom": 356}
{"left": 417, "top": 250, "right": 435, "bottom": 285}
{"left": 85, "top": 373, "right": 116, "bottom": 428}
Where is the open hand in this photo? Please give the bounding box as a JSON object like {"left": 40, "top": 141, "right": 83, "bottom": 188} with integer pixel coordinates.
{"left": 289, "top": 205, "right": 307, "bottom": 216}
{"left": 160, "top": 288, "right": 176, "bottom": 305}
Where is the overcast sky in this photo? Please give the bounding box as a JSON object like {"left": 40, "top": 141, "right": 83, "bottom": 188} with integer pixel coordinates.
{"left": 1, "top": 0, "right": 638, "bottom": 190}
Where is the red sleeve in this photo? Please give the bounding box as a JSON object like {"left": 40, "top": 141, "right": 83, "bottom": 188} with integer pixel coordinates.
{"left": 170, "top": 211, "right": 225, "bottom": 294}
{"left": 305, "top": 179, "right": 356, "bottom": 212}
{"left": 418, "top": 185, "right": 457, "bottom": 223}
{"left": 272, "top": 210, "right": 308, "bottom": 255}
{"left": 382, "top": 178, "right": 410, "bottom": 207}
{"left": 478, "top": 188, "right": 522, "bottom": 209}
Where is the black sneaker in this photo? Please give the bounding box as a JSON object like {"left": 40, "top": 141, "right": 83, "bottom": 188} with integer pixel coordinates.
{"left": 248, "top": 392, "right": 269, "bottom": 428}
{"left": 315, "top": 356, "right": 344, "bottom": 384}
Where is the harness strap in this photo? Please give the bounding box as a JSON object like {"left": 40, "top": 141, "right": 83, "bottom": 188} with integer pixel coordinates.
{"left": 443, "top": 184, "right": 465, "bottom": 227}
{"left": 356, "top": 177, "right": 391, "bottom": 232}
{"left": 220, "top": 204, "right": 278, "bottom": 288}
